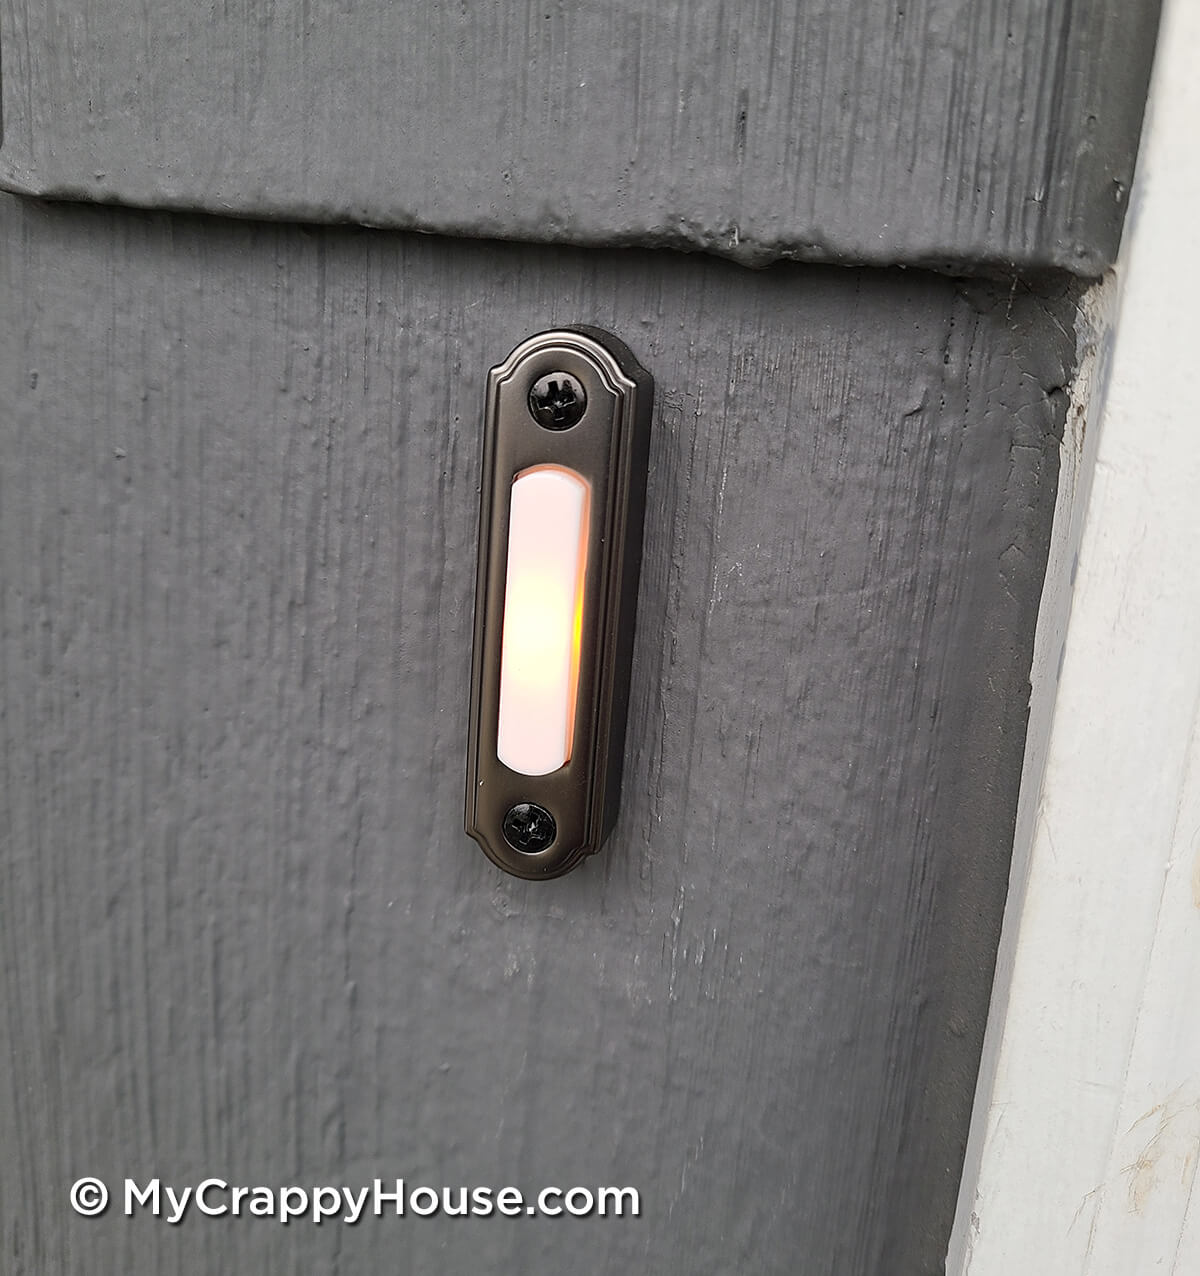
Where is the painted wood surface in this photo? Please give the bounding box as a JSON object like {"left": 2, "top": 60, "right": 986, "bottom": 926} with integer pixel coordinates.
{"left": 0, "top": 0, "right": 1159, "bottom": 274}
{"left": 0, "top": 195, "right": 1077, "bottom": 1274}
{"left": 949, "top": 1, "right": 1200, "bottom": 1271}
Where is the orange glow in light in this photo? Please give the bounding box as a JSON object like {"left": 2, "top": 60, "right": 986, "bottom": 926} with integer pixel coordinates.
{"left": 496, "top": 465, "right": 591, "bottom": 776}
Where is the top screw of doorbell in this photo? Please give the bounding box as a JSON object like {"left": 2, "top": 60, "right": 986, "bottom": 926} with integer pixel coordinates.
{"left": 529, "top": 373, "right": 586, "bottom": 430}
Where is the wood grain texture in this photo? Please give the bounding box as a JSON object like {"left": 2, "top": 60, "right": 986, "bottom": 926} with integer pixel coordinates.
{"left": 0, "top": 0, "right": 1159, "bottom": 276}
{"left": 0, "top": 194, "right": 1077, "bottom": 1275}
{"left": 953, "top": 3, "right": 1200, "bottom": 1268}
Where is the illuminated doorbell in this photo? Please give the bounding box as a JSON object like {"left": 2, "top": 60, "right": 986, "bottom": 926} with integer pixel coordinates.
{"left": 465, "top": 329, "right": 654, "bottom": 879}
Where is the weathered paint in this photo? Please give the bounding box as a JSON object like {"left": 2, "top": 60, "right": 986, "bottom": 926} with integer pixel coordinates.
{"left": 0, "top": 0, "right": 1160, "bottom": 274}
{"left": 950, "top": 2, "right": 1200, "bottom": 1269}
{"left": 0, "top": 195, "right": 1077, "bottom": 1273}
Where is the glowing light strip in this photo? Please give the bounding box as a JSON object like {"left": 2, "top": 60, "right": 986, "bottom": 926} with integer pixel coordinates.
{"left": 496, "top": 465, "right": 591, "bottom": 776}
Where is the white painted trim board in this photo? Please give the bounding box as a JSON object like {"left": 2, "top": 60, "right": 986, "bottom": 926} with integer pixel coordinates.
{"left": 947, "top": 2, "right": 1200, "bottom": 1272}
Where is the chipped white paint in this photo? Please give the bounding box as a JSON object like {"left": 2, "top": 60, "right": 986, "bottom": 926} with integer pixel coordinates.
{"left": 949, "top": 2, "right": 1200, "bottom": 1272}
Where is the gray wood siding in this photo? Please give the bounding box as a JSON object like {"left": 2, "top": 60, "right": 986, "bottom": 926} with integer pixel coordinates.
{"left": 0, "top": 195, "right": 1078, "bottom": 1274}
{"left": 0, "top": 0, "right": 1159, "bottom": 274}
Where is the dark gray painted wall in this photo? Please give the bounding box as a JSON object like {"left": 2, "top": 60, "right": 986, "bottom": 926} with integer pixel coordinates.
{"left": 0, "top": 0, "right": 1159, "bottom": 274}
{"left": 0, "top": 193, "right": 1077, "bottom": 1274}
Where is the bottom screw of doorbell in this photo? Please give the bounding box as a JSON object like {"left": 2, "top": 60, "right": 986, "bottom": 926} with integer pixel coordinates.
{"left": 502, "top": 803, "right": 557, "bottom": 853}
